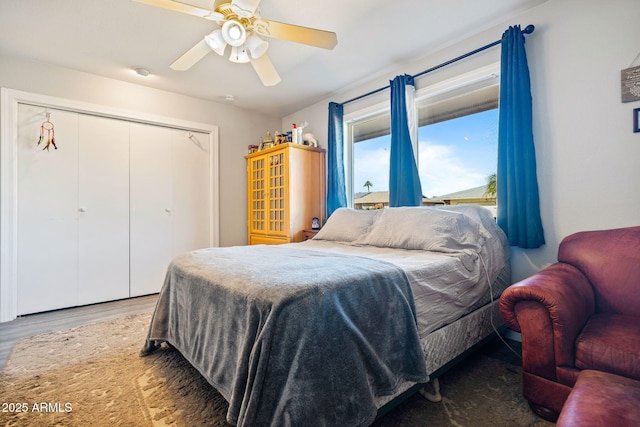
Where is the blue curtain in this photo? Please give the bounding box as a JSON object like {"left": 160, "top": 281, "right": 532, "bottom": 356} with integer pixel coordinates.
{"left": 389, "top": 74, "right": 423, "bottom": 207}
{"left": 497, "top": 25, "right": 545, "bottom": 248}
{"left": 327, "top": 102, "right": 347, "bottom": 217}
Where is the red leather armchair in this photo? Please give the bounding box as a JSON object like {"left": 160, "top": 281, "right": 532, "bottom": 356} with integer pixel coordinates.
{"left": 499, "top": 226, "right": 640, "bottom": 421}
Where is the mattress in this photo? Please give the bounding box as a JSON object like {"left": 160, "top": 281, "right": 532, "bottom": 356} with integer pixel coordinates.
{"left": 375, "top": 264, "right": 511, "bottom": 409}
{"left": 290, "top": 239, "right": 506, "bottom": 339}
{"left": 423, "top": 264, "right": 510, "bottom": 374}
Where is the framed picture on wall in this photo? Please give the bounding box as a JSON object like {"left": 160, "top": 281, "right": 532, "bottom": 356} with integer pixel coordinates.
{"left": 635, "top": 107, "right": 640, "bottom": 133}
{"left": 622, "top": 66, "right": 640, "bottom": 103}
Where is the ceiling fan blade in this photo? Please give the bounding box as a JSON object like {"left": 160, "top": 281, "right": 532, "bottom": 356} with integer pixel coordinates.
{"left": 255, "top": 20, "right": 337, "bottom": 50}
{"left": 170, "top": 39, "right": 212, "bottom": 71}
{"left": 250, "top": 54, "right": 281, "bottom": 86}
{"left": 231, "top": 0, "right": 262, "bottom": 15}
{"left": 132, "top": 0, "right": 216, "bottom": 19}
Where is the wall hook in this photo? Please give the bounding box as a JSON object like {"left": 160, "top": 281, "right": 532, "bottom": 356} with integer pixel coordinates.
{"left": 187, "top": 132, "right": 205, "bottom": 150}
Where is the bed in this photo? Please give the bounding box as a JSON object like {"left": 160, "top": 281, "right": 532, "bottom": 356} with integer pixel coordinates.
{"left": 141, "top": 205, "right": 510, "bottom": 426}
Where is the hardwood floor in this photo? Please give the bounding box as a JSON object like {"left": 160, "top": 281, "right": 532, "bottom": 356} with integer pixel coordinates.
{"left": 0, "top": 294, "right": 158, "bottom": 371}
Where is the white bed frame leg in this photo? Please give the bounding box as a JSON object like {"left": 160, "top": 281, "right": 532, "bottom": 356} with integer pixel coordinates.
{"left": 419, "top": 377, "right": 442, "bottom": 402}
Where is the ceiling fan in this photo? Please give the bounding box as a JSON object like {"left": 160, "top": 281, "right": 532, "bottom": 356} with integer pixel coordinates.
{"left": 133, "top": 0, "right": 338, "bottom": 86}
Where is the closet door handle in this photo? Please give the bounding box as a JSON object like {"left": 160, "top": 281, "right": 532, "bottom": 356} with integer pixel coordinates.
{"left": 78, "top": 207, "right": 87, "bottom": 213}
{"left": 164, "top": 208, "right": 172, "bottom": 214}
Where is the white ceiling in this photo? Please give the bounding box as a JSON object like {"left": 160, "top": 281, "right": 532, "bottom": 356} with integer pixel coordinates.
{"left": 0, "top": 0, "right": 545, "bottom": 117}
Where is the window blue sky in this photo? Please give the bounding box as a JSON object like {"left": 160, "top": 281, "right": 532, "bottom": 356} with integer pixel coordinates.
{"left": 353, "top": 108, "right": 498, "bottom": 198}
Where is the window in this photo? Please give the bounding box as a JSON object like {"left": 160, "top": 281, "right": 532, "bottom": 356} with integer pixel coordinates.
{"left": 418, "top": 108, "right": 498, "bottom": 198}
{"left": 348, "top": 64, "right": 499, "bottom": 212}
{"left": 351, "top": 115, "right": 390, "bottom": 209}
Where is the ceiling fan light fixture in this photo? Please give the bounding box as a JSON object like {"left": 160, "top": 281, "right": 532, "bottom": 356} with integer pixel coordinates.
{"left": 229, "top": 46, "right": 250, "bottom": 63}
{"left": 137, "top": 0, "right": 337, "bottom": 85}
{"left": 204, "top": 30, "right": 227, "bottom": 56}
{"left": 246, "top": 33, "right": 268, "bottom": 59}
{"left": 221, "top": 20, "right": 247, "bottom": 47}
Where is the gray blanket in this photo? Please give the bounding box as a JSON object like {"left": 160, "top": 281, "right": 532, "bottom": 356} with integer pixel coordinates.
{"left": 141, "top": 245, "right": 428, "bottom": 427}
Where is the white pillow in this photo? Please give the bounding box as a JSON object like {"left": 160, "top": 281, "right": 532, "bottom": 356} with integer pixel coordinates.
{"left": 433, "top": 204, "right": 510, "bottom": 278}
{"left": 434, "top": 204, "right": 508, "bottom": 249}
{"left": 354, "top": 207, "right": 485, "bottom": 253}
{"left": 434, "top": 205, "right": 501, "bottom": 236}
{"left": 313, "top": 208, "right": 381, "bottom": 243}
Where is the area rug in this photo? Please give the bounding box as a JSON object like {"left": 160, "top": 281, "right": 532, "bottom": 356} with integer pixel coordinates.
{"left": 0, "top": 313, "right": 552, "bottom": 426}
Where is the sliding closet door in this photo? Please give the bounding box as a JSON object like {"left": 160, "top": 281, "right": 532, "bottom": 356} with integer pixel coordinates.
{"left": 14, "top": 101, "right": 215, "bottom": 315}
{"left": 129, "top": 123, "right": 173, "bottom": 297}
{"left": 172, "top": 130, "right": 211, "bottom": 255}
{"left": 130, "top": 127, "right": 212, "bottom": 296}
{"left": 77, "top": 115, "right": 130, "bottom": 305}
{"left": 17, "top": 105, "right": 80, "bottom": 314}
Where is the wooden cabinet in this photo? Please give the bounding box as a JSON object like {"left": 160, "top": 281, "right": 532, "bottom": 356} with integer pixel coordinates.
{"left": 246, "top": 143, "right": 325, "bottom": 245}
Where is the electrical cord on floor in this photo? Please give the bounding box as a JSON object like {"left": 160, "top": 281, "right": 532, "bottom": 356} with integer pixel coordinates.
{"left": 479, "top": 252, "right": 522, "bottom": 359}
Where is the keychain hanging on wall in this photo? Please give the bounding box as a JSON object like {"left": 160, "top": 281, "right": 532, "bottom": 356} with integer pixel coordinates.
{"left": 37, "top": 111, "right": 57, "bottom": 151}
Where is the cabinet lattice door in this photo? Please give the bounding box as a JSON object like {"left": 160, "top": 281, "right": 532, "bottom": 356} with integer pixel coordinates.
{"left": 268, "top": 150, "right": 287, "bottom": 235}
{"left": 249, "top": 155, "right": 267, "bottom": 233}
{"left": 246, "top": 143, "right": 325, "bottom": 245}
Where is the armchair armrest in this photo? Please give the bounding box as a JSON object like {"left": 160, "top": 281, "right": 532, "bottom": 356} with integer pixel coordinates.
{"left": 500, "top": 263, "right": 595, "bottom": 380}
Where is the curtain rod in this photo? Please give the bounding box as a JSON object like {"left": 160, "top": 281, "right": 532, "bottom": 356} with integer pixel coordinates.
{"left": 339, "top": 24, "right": 535, "bottom": 106}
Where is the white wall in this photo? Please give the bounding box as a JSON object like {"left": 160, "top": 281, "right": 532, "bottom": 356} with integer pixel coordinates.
{"left": 0, "top": 55, "right": 281, "bottom": 247}
{"left": 283, "top": 0, "right": 640, "bottom": 282}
